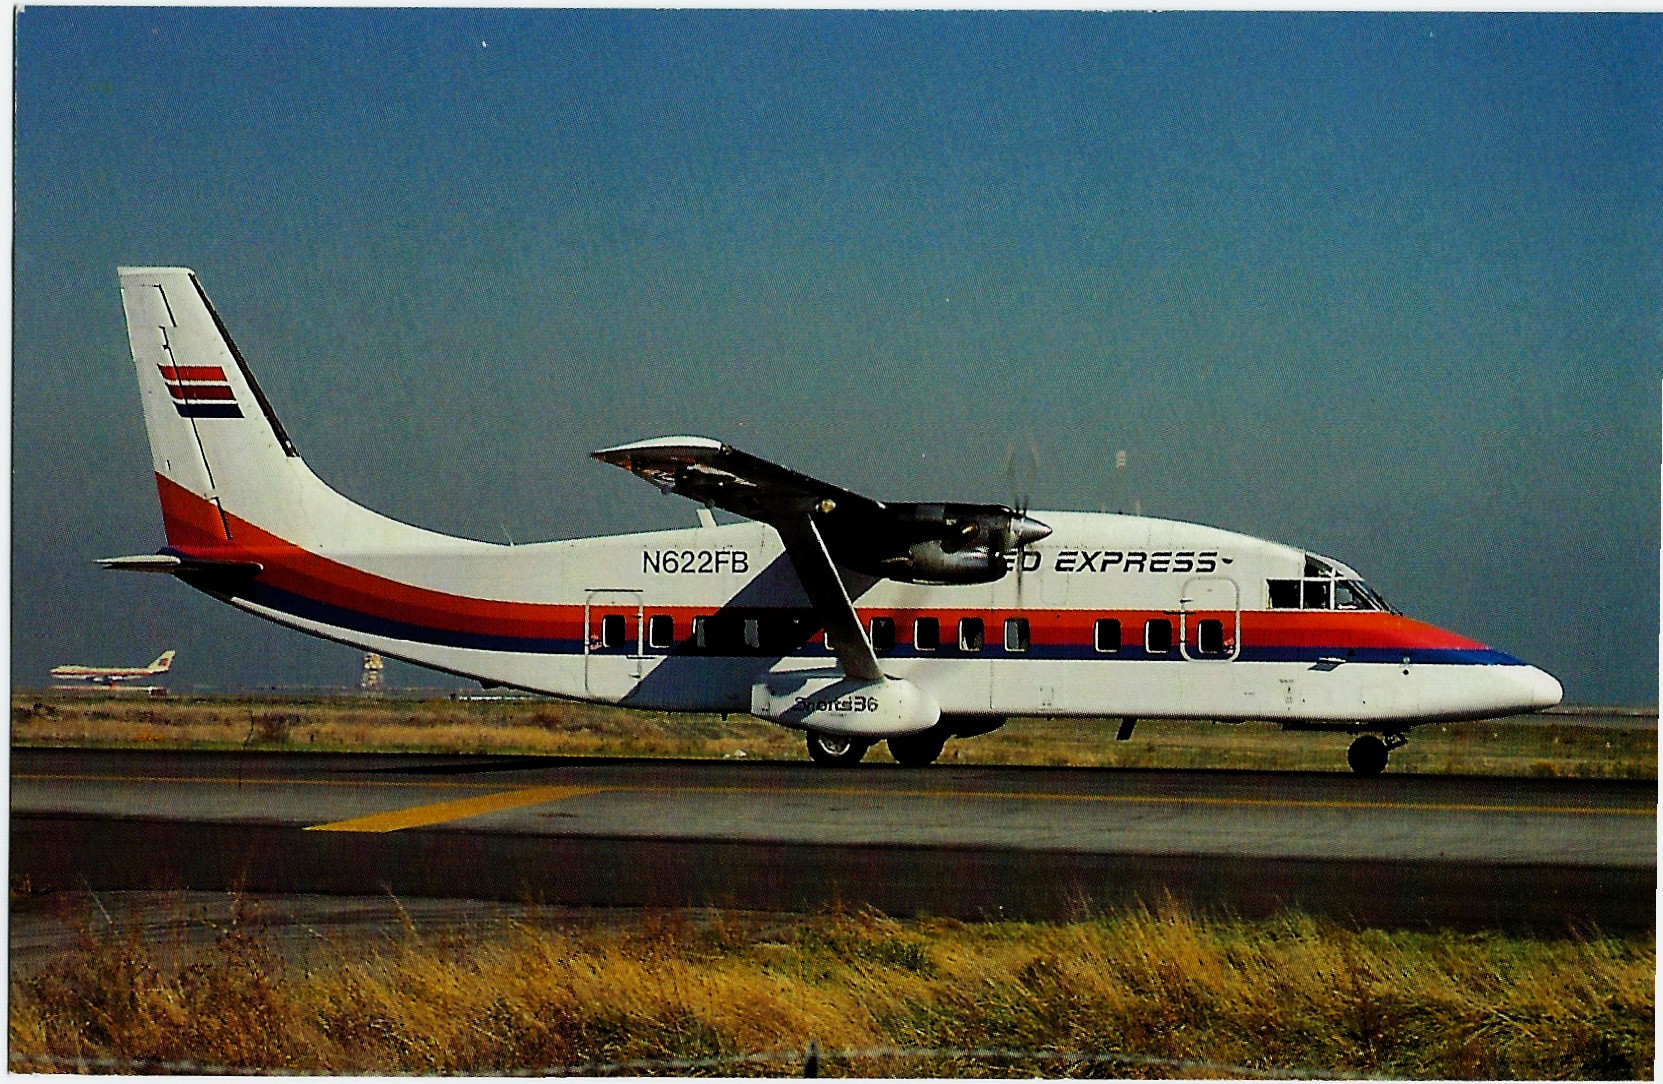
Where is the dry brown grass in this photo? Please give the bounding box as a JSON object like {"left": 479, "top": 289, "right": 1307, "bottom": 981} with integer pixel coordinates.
{"left": 11, "top": 692, "right": 800, "bottom": 760}
{"left": 11, "top": 690, "right": 1656, "bottom": 777}
{"left": 9, "top": 896, "right": 1653, "bottom": 1077}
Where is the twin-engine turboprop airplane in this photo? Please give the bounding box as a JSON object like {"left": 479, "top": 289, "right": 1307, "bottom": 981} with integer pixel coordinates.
{"left": 104, "top": 267, "right": 1562, "bottom": 774}
{"left": 50, "top": 649, "right": 176, "bottom": 685}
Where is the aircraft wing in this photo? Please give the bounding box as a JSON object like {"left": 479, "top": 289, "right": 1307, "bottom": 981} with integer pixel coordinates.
{"left": 594, "top": 436, "right": 1052, "bottom": 684}
{"left": 591, "top": 437, "right": 883, "bottom": 524}
{"left": 593, "top": 437, "right": 1050, "bottom": 588}
{"left": 593, "top": 438, "right": 885, "bottom": 680}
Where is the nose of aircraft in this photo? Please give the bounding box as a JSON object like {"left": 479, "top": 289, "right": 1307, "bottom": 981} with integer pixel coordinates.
{"left": 1517, "top": 665, "right": 1564, "bottom": 712}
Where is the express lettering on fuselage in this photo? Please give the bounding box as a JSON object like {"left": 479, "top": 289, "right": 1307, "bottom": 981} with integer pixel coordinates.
{"left": 1050, "top": 550, "right": 1222, "bottom": 574}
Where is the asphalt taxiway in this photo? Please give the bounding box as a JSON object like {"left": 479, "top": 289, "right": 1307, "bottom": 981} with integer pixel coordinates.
{"left": 10, "top": 748, "right": 1655, "bottom": 930}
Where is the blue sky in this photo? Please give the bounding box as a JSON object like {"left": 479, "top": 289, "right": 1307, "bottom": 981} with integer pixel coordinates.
{"left": 13, "top": 10, "right": 1660, "bottom": 704}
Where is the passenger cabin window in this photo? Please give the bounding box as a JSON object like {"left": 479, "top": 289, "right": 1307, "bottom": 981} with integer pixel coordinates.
{"left": 692, "top": 612, "right": 813, "bottom": 654}
{"left": 693, "top": 615, "right": 731, "bottom": 651}
{"left": 600, "top": 614, "right": 627, "bottom": 649}
{"left": 914, "top": 617, "right": 940, "bottom": 652}
{"left": 647, "top": 614, "right": 674, "bottom": 650}
{"left": 694, "top": 614, "right": 741, "bottom": 653}
{"left": 869, "top": 616, "right": 896, "bottom": 654}
{"left": 1145, "top": 618, "right": 1172, "bottom": 654}
{"left": 1197, "top": 618, "right": 1225, "bottom": 656}
{"left": 1094, "top": 618, "right": 1121, "bottom": 653}
{"left": 1004, "top": 618, "right": 1030, "bottom": 653}
{"left": 959, "top": 617, "right": 985, "bottom": 652}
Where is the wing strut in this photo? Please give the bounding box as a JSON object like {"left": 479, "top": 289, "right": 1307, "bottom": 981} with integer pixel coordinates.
{"left": 774, "top": 512, "right": 883, "bottom": 682}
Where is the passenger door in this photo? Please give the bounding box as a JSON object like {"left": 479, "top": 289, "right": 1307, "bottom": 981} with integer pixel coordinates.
{"left": 1179, "top": 576, "right": 1240, "bottom": 661}
{"left": 584, "top": 589, "right": 644, "bottom": 698}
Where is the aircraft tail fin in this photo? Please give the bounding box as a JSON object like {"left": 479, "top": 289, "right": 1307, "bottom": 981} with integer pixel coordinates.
{"left": 117, "top": 267, "right": 477, "bottom": 558}
{"left": 118, "top": 267, "right": 312, "bottom": 550}
{"left": 150, "top": 650, "right": 176, "bottom": 673}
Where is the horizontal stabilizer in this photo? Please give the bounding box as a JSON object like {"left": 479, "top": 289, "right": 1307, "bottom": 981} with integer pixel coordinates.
{"left": 97, "top": 554, "right": 184, "bottom": 572}
{"left": 99, "top": 552, "right": 264, "bottom": 591}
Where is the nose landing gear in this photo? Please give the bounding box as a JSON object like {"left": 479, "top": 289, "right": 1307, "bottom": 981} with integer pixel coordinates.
{"left": 1347, "top": 732, "right": 1408, "bottom": 776}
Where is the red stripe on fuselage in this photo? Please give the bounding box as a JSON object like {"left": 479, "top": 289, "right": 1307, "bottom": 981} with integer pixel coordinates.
{"left": 152, "top": 474, "right": 1486, "bottom": 654}
{"left": 832, "top": 609, "right": 1483, "bottom": 652}
{"left": 156, "top": 474, "right": 230, "bottom": 550}
{"left": 156, "top": 474, "right": 580, "bottom": 640}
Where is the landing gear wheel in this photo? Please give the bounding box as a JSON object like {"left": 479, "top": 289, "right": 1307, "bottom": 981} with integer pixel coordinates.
{"left": 888, "top": 730, "right": 947, "bottom": 768}
{"left": 1347, "top": 734, "right": 1390, "bottom": 776}
{"left": 806, "top": 731, "right": 870, "bottom": 766}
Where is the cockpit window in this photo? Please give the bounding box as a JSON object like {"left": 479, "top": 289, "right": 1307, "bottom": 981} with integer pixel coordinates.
{"left": 1334, "top": 581, "right": 1365, "bottom": 609}
{"left": 1270, "top": 575, "right": 1392, "bottom": 612}
{"left": 1304, "top": 556, "right": 1337, "bottom": 578}
{"left": 1355, "top": 580, "right": 1397, "bottom": 614}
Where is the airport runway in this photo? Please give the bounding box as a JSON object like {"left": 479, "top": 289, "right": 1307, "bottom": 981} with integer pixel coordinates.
{"left": 10, "top": 748, "right": 1655, "bottom": 931}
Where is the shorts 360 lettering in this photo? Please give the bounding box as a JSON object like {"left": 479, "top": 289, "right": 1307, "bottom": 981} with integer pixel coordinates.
{"left": 794, "top": 694, "right": 878, "bottom": 714}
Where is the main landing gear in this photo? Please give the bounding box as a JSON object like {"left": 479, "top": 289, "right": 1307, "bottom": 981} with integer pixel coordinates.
{"left": 803, "top": 729, "right": 946, "bottom": 767}
{"left": 806, "top": 731, "right": 870, "bottom": 765}
{"left": 887, "top": 729, "right": 948, "bottom": 768}
{"left": 1347, "top": 732, "right": 1408, "bottom": 776}
{"left": 805, "top": 718, "right": 1003, "bottom": 768}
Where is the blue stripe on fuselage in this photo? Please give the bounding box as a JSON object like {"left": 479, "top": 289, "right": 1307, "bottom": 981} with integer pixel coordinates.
{"left": 208, "top": 578, "right": 1525, "bottom": 669}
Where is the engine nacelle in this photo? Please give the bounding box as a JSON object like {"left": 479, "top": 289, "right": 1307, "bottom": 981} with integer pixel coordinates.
{"left": 750, "top": 668, "right": 940, "bottom": 738}
{"left": 832, "top": 503, "right": 1051, "bottom": 586}
{"left": 884, "top": 540, "right": 1007, "bottom": 585}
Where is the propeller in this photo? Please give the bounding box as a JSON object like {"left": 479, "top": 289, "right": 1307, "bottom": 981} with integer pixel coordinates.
{"left": 1003, "top": 436, "right": 1045, "bottom": 596}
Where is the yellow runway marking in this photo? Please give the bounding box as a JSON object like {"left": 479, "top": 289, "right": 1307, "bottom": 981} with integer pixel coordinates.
{"left": 306, "top": 785, "right": 602, "bottom": 833}
{"left": 302, "top": 782, "right": 1649, "bottom": 830}
{"left": 14, "top": 772, "right": 526, "bottom": 792}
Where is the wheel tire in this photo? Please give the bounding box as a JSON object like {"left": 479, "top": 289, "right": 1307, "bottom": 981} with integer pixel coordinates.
{"left": 806, "top": 731, "right": 870, "bottom": 766}
{"left": 888, "top": 730, "right": 947, "bottom": 768}
{"left": 1347, "top": 734, "right": 1389, "bottom": 776}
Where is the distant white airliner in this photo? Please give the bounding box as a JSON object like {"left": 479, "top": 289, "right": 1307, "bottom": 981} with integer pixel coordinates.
{"left": 51, "top": 650, "right": 176, "bottom": 685}
{"left": 101, "top": 267, "right": 1561, "bottom": 774}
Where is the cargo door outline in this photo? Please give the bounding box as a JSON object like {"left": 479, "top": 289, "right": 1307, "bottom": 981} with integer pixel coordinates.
{"left": 1179, "top": 576, "right": 1241, "bottom": 661}
{"left": 584, "top": 589, "right": 644, "bottom": 697}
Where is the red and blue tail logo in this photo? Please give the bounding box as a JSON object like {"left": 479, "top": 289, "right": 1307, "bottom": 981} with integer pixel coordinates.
{"left": 160, "top": 364, "right": 242, "bottom": 418}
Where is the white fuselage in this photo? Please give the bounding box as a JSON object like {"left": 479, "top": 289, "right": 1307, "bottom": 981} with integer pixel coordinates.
{"left": 114, "top": 265, "right": 1562, "bottom": 745}
{"left": 186, "top": 495, "right": 1558, "bottom": 729}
